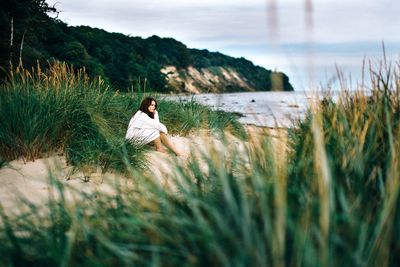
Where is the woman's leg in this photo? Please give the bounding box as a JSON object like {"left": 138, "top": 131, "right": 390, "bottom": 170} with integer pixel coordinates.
{"left": 153, "top": 137, "right": 167, "bottom": 153}
{"left": 160, "top": 132, "right": 182, "bottom": 156}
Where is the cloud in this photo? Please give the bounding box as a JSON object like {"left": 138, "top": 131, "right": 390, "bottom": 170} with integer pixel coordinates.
{"left": 50, "top": 0, "right": 269, "bottom": 46}
{"left": 49, "top": 0, "right": 400, "bottom": 46}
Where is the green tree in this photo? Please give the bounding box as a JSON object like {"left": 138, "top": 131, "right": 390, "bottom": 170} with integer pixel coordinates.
{"left": 0, "top": 0, "right": 56, "bottom": 70}
{"left": 145, "top": 62, "right": 167, "bottom": 92}
{"left": 58, "top": 41, "right": 89, "bottom": 65}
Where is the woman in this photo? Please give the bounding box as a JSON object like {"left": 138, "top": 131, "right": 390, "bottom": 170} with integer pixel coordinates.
{"left": 125, "top": 97, "right": 182, "bottom": 156}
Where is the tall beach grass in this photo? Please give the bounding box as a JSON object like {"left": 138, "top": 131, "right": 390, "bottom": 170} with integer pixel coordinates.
{"left": 0, "top": 60, "right": 399, "bottom": 266}
{"left": 0, "top": 63, "right": 245, "bottom": 173}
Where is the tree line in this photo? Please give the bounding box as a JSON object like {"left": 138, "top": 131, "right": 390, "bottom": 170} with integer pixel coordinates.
{"left": 0, "top": 0, "right": 293, "bottom": 92}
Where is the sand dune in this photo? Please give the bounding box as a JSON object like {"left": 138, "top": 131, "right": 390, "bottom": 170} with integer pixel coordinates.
{"left": 0, "top": 126, "right": 286, "bottom": 215}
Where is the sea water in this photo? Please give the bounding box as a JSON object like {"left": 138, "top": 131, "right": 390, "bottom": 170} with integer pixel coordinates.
{"left": 167, "top": 91, "right": 317, "bottom": 128}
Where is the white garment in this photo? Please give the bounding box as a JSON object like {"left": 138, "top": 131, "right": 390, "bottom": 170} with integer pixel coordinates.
{"left": 125, "top": 110, "right": 168, "bottom": 144}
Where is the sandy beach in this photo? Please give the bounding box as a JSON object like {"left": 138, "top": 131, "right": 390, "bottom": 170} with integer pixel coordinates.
{"left": 0, "top": 125, "right": 286, "bottom": 215}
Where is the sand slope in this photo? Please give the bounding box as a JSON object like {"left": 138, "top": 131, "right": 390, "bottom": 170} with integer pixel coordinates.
{"left": 0, "top": 126, "right": 285, "bottom": 214}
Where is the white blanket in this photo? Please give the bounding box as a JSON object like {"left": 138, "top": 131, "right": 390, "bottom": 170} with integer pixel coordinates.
{"left": 125, "top": 110, "right": 168, "bottom": 144}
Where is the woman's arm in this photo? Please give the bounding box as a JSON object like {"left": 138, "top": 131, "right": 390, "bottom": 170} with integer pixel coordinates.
{"left": 154, "top": 110, "right": 160, "bottom": 122}
{"left": 135, "top": 111, "right": 168, "bottom": 133}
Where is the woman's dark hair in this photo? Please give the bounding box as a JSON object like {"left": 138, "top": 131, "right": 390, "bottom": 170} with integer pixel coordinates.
{"left": 137, "top": 97, "right": 157, "bottom": 119}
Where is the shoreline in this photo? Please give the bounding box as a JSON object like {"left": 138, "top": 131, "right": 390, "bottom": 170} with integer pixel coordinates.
{"left": 164, "top": 91, "right": 310, "bottom": 128}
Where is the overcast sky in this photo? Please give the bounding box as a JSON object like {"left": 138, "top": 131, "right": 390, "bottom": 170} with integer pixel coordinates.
{"left": 47, "top": 0, "right": 400, "bottom": 90}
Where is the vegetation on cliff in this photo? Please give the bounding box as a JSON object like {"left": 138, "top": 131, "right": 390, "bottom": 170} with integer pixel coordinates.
{"left": 0, "top": 0, "right": 293, "bottom": 92}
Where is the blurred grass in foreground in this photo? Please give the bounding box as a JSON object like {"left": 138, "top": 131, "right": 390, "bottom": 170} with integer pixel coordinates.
{"left": 0, "top": 60, "right": 399, "bottom": 266}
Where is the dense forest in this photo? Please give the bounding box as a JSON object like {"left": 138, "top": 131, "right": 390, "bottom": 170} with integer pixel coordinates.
{"left": 0, "top": 0, "right": 294, "bottom": 92}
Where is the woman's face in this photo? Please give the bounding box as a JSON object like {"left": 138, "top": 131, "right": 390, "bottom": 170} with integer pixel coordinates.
{"left": 148, "top": 101, "right": 156, "bottom": 113}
